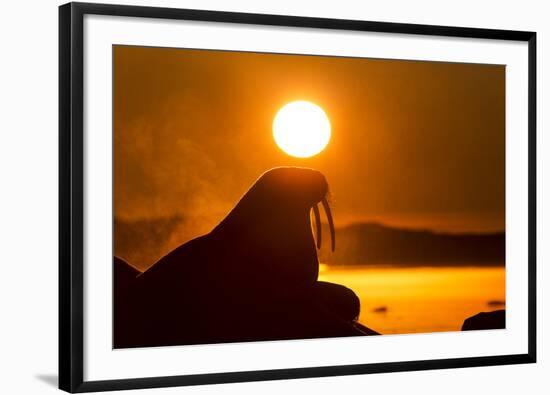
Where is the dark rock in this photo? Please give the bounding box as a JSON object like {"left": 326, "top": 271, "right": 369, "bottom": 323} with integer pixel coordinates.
{"left": 461, "top": 310, "right": 505, "bottom": 331}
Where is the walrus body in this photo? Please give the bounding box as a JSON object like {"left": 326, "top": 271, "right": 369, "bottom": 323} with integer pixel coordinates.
{"left": 114, "top": 167, "right": 377, "bottom": 348}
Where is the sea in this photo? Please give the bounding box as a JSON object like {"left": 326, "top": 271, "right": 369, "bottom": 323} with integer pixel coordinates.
{"left": 318, "top": 264, "right": 505, "bottom": 335}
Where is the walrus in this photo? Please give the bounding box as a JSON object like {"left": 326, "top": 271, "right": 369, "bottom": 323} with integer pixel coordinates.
{"left": 114, "top": 167, "right": 377, "bottom": 348}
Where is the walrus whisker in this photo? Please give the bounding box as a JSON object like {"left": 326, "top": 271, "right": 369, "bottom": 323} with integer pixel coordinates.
{"left": 322, "top": 197, "right": 336, "bottom": 252}
{"left": 312, "top": 204, "right": 322, "bottom": 250}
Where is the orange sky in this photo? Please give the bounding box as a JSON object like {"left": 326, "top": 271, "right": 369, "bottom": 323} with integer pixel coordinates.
{"left": 114, "top": 45, "right": 505, "bottom": 239}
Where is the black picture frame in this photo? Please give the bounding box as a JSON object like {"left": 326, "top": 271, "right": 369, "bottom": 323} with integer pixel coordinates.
{"left": 59, "top": 2, "right": 537, "bottom": 392}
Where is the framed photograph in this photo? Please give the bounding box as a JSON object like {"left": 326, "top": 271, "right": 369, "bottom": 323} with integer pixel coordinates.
{"left": 59, "top": 2, "right": 536, "bottom": 392}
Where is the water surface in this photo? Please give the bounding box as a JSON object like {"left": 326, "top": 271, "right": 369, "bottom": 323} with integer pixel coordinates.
{"left": 318, "top": 265, "right": 505, "bottom": 334}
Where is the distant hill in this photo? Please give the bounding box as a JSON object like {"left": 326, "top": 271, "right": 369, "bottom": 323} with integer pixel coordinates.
{"left": 115, "top": 216, "right": 505, "bottom": 270}
{"left": 318, "top": 222, "right": 504, "bottom": 266}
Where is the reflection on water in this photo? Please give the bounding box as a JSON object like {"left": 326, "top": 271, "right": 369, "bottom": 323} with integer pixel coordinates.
{"left": 318, "top": 265, "right": 505, "bottom": 335}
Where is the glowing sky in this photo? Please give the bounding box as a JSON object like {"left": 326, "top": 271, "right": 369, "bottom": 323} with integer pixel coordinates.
{"left": 114, "top": 45, "right": 504, "bottom": 238}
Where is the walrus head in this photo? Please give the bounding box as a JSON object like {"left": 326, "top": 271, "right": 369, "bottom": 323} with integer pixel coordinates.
{"left": 212, "top": 167, "right": 335, "bottom": 291}
{"left": 215, "top": 167, "right": 335, "bottom": 251}
{"left": 255, "top": 167, "right": 334, "bottom": 252}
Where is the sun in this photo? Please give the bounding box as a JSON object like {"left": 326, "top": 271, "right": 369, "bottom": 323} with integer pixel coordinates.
{"left": 273, "top": 101, "right": 331, "bottom": 158}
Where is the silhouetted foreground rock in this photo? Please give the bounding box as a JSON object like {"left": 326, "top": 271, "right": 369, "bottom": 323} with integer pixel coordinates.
{"left": 114, "top": 168, "right": 379, "bottom": 348}
{"left": 461, "top": 310, "right": 505, "bottom": 331}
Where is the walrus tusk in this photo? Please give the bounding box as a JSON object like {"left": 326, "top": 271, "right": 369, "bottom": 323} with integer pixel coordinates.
{"left": 312, "top": 204, "right": 322, "bottom": 249}
{"left": 321, "top": 197, "right": 336, "bottom": 252}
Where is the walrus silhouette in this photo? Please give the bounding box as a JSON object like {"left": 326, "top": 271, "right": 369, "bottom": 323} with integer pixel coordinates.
{"left": 114, "top": 167, "right": 378, "bottom": 348}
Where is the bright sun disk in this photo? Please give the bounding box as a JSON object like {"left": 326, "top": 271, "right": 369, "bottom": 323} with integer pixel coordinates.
{"left": 273, "top": 101, "right": 331, "bottom": 158}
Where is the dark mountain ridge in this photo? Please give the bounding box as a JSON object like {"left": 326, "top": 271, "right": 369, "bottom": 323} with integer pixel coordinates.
{"left": 319, "top": 222, "right": 504, "bottom": 266}
{"left": 114, "top": 216, "right": 505, "bottom": 270}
